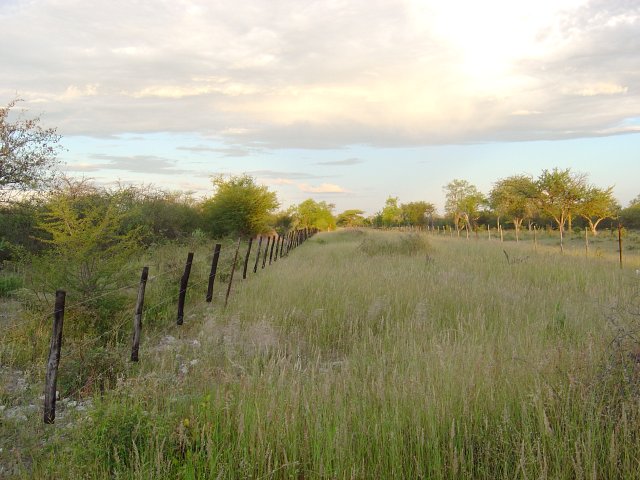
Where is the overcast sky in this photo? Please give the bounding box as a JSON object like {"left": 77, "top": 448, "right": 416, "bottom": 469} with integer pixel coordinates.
{"left": 2, "top": 0, "right": 639, "bottom": 214}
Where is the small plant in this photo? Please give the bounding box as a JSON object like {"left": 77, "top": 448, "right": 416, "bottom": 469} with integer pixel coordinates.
{"left": 0, "top": 274, "right": 22, "bottom": 296}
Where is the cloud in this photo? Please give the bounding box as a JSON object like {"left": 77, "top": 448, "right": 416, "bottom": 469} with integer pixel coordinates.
{"left": 64, "top": 154, "right": 191, "bottom": 175}
{"left": 1, "top": 0, "right": 639, "bottom": 147}
{"left": 176, "top": 145, "right": 255, "bottom": 157}
{"left": 298, "top": 183, "right": 349, "bottom": 194}
{"left": 316, "top": 158, "right": 364, "bottom": 166}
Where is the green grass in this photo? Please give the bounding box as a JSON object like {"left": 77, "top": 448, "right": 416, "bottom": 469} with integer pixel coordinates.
{"left": 6, "top": 230, "right": 640, "bottom": 478}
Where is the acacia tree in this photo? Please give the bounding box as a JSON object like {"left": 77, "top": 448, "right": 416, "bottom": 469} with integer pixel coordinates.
{"left": 295, "top": 199, "right": 336, "bottom": 231}
{"left": 443, "top": 179, "right": 486, "bottom": 235}
{"left": 535, "top": 168, "right": 588, "bottom": 251}
{"left": 201, "top": 174, "right": 279, "bottom": 237}
{"left": 489, "top": 175, "right": 537, "bottom": 241}
{"left": 578, "top": 186, "right": 619, "bottom": 235}
{"left": 336, "top": 209, "right": 366, "bottom": 227}
{"left": 1, "top": 99, "right": 62, "bottom": 203}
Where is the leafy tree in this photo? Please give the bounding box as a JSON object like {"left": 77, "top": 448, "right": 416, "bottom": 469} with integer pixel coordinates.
{"left": 381, "top": 196, "right": 402, "bottom": 227}
{"left": 577, "top": 186, "right": 619, "bottom": 235}
{"left": 534, "top": 168, "right": 588, "bottom": 250}
{"left": 1, "top": 99, "right": 62, "bottom": 203}
{"left": 489, "top": 175, "right": 537, "bottom": 241}
{"left": 443, "top": 179, "right": 486, "bottom": 234}
{"left": 295, "top": 199, "right": 336, "bottom": 231}
{"left": 34, "top": 179, "right": 140, "bottom": 299}
{"left": 400, "top": 201, "right": 436, "bottom": 227}
{"left": 336, "top": 209, "right": 366, "bottom": 227}
{"left": 201, "top": 174, "right": 279, "bottom": 237}
{"left": 272, "top": 209, "right": 295, "bottom": 235}
{"left": 620, "top": 196, "right": 640, "bottom": 229}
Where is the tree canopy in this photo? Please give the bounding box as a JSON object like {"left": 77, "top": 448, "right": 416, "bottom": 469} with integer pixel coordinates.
{"left": 1, "top": 99, "right": 62, "bottom": 202}
{"left": 294, "top": 199, "right": 336, "bottom": 231}
{"left": 201, "top": 174, "right": 279, "bottom": 237}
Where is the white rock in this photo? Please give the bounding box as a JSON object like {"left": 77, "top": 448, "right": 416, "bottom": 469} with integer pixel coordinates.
{"left": 189, "top": 359, "right": 199, "bottom": 366}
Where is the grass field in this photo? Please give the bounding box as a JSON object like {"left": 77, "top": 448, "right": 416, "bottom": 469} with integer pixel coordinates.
{"left": 4, "top": 229, "right": 640, "bottom": 478}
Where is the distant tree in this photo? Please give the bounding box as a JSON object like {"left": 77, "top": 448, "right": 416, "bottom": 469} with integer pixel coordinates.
{"left": 381, "top": 196, "right": 402, "bottom": 227}
{"left": 272, "top": 209, "right": 295, "bottom": 235}
{"left": 620, "top": 196, "right": 640, "bottom": 229}
{"left": 336, "top": 209, "right": 366, "bottom": 227}
{"left": 577, "top": 186, "right": 619, "bottom": 235}
{"left": 201, "top": 174, "right": 279, "bottom": 237}
{"left": 295, "top": 199, "right": 336, "bottom": 231}
{"left": 1, "top": 99, "right": 62, "bottom": 203}
{"left": 534, "top": 168, "right": 588, "bottom": 250}
{"left": 443, "top": 179, "right": 486, "bottom": 234}
{"left": 489, "top": 175, "right": 537, "bottom": 241}
{"left": 400, "top": 201, "right": 436, "bottom": 227}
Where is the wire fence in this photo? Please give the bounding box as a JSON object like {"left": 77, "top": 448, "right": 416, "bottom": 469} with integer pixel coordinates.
{"left": 33, "top": 228, "right": 318, "bottom": 423}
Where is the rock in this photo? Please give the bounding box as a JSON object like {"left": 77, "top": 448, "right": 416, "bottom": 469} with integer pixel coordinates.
{"left": 189, "top": 359, "right": 199, "bottom": 366}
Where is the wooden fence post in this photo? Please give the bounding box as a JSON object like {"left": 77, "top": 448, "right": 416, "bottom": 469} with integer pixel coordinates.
{"left": 273, "top": 236, "right": 280, "bottom": 262}
{"left": 225, "top": 237, "right": 241, "bottom": 307}
{"left": 242, "top": 238, "right": 253, "bottom": 279}
{"left": 269, "top": 235, "right": 276, "bottom": 264}
{"left": 261, "top": 236, "right": 271, "bottom": 269}
{"left": 618, "top": 223, "right": 623, "bottom": 269}
{"left": 280, "top": 234, "right": 286, "bottom": 257}
{"left": 44, "top": 290, "right": 65, "bottom": 424}
{"left": 177, "top": 252, "right": 194, "bottom": 325}
{"left": 585, "top": 227, "right": 589, "bottom": 257}
{"left": 253, "top": 236, "right": 263, "bottom": 273}
{"left": 206, "top": 244, "right": 221, "bottom": 302}
{"left": 130, "top": 267, "right": 149, "bottom": 362}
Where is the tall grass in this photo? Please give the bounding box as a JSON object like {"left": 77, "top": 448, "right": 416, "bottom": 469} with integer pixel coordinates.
{"left": 23, "top": 230, "right": 640, "bottom": 478}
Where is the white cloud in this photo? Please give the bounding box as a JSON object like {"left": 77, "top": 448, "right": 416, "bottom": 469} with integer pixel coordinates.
{"left": 1, "top": 0, "right": 639, "bottom": 147}
{"left": 298, "top": 183, "right": 349, "bottom": 194}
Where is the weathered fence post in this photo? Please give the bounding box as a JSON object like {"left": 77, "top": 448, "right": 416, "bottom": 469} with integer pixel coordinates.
{"left": 225, "top": 237, "right": 241, "bottom": 307}
{"left": 269, "top": 235, "right": 276, "bottom": 264}
{"left": 242, "top": 238, "right": 253, "bottom": 279}
{"left": 130, "top": 266, "right": 149, "bottom": 362}
{"left": 206, "top": 244, "right": 221, "bottom": 302}
{"left": 618, "top": 223, "right": 623, "bottom": 269}
{"left": 262, "top": 236, "right": 271, "bottom": 269}
{"left": 274, "top": 236, "right": 280, "bottom": 262}
{"left": 177, "top": 252, "right": 194, "bottom": 325}
{"left": 280, "top": 234, "right": 285, "bottom": 257}
{"left": 253, "top": 236, "right": 263, "bottom": 273}
{"left": 44, "top": 290, "right": 65, "bottom": 424}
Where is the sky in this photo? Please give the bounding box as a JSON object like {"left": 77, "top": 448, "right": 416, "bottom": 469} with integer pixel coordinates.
{"left": 1, "top": 0, "right": 639, "bottom": 215}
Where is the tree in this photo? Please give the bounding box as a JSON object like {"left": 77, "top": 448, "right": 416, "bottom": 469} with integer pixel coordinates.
{"left": 577, "top": 186, "right": 619, "bottom": 235}
{"left": 272, "top": 209, "right": 295, "bottom": 235}
{"left": 400, "top": 201, "right": 436, "bottom": 227}
{"left": 336, "top": 209, "right": 366, "bottom": 227}
{"left": 201, "top": 174, "right": 279, "bottom": 237}
{"left": 534, "top": 168, "right": 588, "bottom": 250}
{"left": 381, "top": 196, "right": 402, "bottom": 227}
{"left": 620, "top": 196, "right": 640, "bottom": 229}
{"left": 489, "top": 175, "right": 537, "bottom": 241}
{"left": 443, "top": 179, "right": 486, "bottom": 235}
{"left": 295, "top": 199, "right": 336, "bottom": 231}
{"left": 1, "top": 99, "right": 62, "bottom": 202}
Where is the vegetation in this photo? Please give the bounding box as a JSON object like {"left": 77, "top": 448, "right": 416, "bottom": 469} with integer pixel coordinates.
{"left": 2, "top": 229, "right": 638, "bottom": 478}
{"left": 0, "top": 98, "right": 62, "bottom": 203}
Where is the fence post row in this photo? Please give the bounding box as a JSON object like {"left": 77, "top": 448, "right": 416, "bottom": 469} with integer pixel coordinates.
{"left": 242, "top": 238, "right": 253, "bottom": 279}
{"left": 253, "top": 236, "right": 263, "bottom": 273}
{"left": 44, "top": 290, "right": 65, "bottom": 424}
{"left": 130, "top": 266, "right": 149, "bottom": 362}
{"left": 177, "top": 252, "right": 194, "bottom": 325}
{"left": 206, "top": 244, "right": 222, "bottom": 302}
